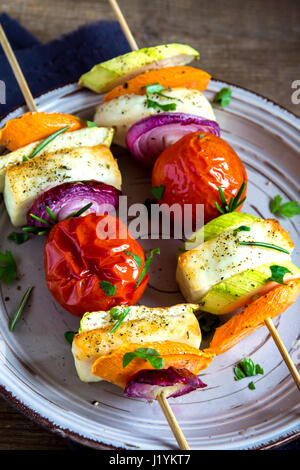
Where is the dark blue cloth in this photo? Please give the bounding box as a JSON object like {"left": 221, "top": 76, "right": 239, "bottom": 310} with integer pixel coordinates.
{"left": 0, "top": 13, "right": 131, "bottom": 118}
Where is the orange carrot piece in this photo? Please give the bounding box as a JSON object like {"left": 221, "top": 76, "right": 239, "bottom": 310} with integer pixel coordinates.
{"left": 206, "top": 279, "right": 300, "bottom": 356}
{"left": 0, "top": 112, "right": 86, "bottom": 151}
{"left": 92, "top": 341, "right": 214, "bottom": 389}
{"left": 103, "top": 66, "right": 211, "bottom": 102}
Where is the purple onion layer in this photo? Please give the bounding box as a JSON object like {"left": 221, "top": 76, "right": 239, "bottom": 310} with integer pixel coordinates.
{"left": 27, "top": 181, "right": 121, "bottom": 228}
{"left": 126, "top": 113, "right": 220, "bottom": 169}
{"left": 124, "top": 367, "right": 207, "bottom": 401}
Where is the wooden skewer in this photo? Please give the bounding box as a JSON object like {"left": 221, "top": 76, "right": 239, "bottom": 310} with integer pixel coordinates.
{"left": 108, "top": 0, "right": 191, "bottom": 449}
{"left": 157, "top": 392, "right": 190, "bottom": 450}
{"left": 0, "top": 24, "right": 37, "bottom": 112}
{"left": 108, "top": 0, "right": 139, "bottom": 51}
{"left": 264, "top": 317, "right": 300, "bottom": 391}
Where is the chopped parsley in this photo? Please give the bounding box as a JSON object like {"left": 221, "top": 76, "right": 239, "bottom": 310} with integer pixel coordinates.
{"left": 123, "top": 347, "right": 164, "bottom": 369}
{"left": 234, "top": 357, "right": 264, "bottom": 383}
{"left": 100, "top": 280, "right": 117, "bottom": 296}
{"left": 213, "top": 87, "right": 232, "bottom": 107}
{"left": 7, "top": 232, "right": 29, "bottom": 245}
{"left": 235, "top": 225, "right": 251, "bottom": 232}
{"left": 0, "top": 250, "right": 17, "bottom": 284}
{"left": 151, "top": 185, "right": 165, "bottom": 200}
{"left": 270, "top": 195, "right": 300, "bottom": 218}
{"left": 109, "top": 306, "right": 131, "bottom": 333}
{"left": 86, "top": 120, "right": 98, "bottom": 128}
{"left": 64, "top": 331, "right": 76, "bottom": 344}
{"left": 268, "top": 265, "right": 292, "bottom": 284}
{"left": 248, "top": 381, "right": 256, "bottom": 390}
{"left": 145, "top": 83, "right": 178, "bottom": 112}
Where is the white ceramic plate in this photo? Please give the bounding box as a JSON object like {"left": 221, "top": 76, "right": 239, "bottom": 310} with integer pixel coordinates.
{"left": 0, "top": 81, "right": 299, "bottom": 450}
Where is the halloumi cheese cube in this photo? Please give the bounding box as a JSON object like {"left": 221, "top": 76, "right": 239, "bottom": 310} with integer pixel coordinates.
{"left": 72, "top": 303, "right": 201, "bottom": 382}
{"left": 0, "top": 127, "right": 114, "bottom": 193}
{"left": 4, "top": 144, "right": 121, "bottom": 226}
{"left": 176, "top": 219, "right": 294, "bottom": 303}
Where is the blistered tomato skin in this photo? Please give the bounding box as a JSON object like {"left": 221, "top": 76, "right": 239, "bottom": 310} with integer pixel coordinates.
{"left": 44, "top": 213, "right": 148, "bottom": 317}
{"left": 152, "top": 132, "right": 247, "bottom": 224}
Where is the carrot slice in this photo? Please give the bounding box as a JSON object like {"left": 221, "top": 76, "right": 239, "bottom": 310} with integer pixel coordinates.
{"left": 92, "top": 341, "right": 214, "bottom": 389}
{"left": 103, "top": 66, "right": 211, "bottom": 103}
{"left": 206, "top": 279, "right": 300, "bottom": 356}
{"left": 0, "top": 112, "right": 86, "bottom": 151}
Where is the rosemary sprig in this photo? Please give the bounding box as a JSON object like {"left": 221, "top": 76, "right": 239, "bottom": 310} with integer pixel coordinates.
{"left": 23, "top": 203, "right": 94, "bottom": 237}
{"left": 239, "top": 241, "right": 290, "bottom": 254}
{"left": 46, "top": 206, "right": 59, "bottom": 223}
{"left": 216, "top": 182, "right": 246, "bottom": 214}
{"left": 28, "top": 126, "right": 70, "bottom": 159}
{"left": 29, "top": 213, "right": 51, "bottom": 226}
{"left": 9, "top": 286, "right": 34, "bottom": 332}
{"left": 65, "top": 202, "right": 93, "bottom": 219}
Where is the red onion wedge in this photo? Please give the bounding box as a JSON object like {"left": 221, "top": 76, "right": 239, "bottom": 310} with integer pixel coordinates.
{"left": 124, "top": 367, "right": 207, "bottom": 401}
{"left": 27, "top": 181, "right": 121, "bottom": 228}
{"left": 126, "top": 113, "right": 220, "bottom": 169}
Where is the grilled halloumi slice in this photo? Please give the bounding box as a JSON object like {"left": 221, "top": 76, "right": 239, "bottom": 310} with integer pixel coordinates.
{"left": 72, "top": 303, "right": 201, "bottom": 382}
{"left": 94, "top": 88, "right": 216, "bottom": 147}
{"left": 4, "top": 144, "right": 122, "bottom": 226}
{"left": 0, "top": 127, "right": 114, "bottom": 193}
{"left": 176, "top": 219, "right": 294, "bottom": 303}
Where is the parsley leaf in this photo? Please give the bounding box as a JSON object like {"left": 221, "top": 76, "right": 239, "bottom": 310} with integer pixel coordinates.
{"left": 86, "top": 120, "right": 98, "bottom": 128}
{"left": 268, "top": 265, "right": 291, "bottom": 284}
{"left": 248, "top": 381, "right": 256, "bottom": 390}
{"left": 270, "top": 195, "right": 282, "bottom": 213}
{"left": 145, "top": 83, "right": 165, "bottom": 94}
{"left": 0, "top": 250, "right": 17, "bottom": 284}
{"left": 277, "top": 201, "right": 300, "bottom": 217}
{"left": 151, "top": 185, "right": 165, "bottom": 200}
{"left": 100, "top": 280, "right": 117, "bottom": 296}
{"left": 270, "top": 195, "right": 300, "bottom": 218}
{"left": 123, "top": 347, "right": 164, "bottom": 369}
{"left": 234, "top": 357, "right": 264, "bottom": 381}
{"left": 64, "top": 331, "right": 76, "bottom": 344}
{"left": 124, "top": 251, "right": 141, "bottom": 269}
{"left": 146, "top": 99, "right": 177, "bottom": 112}
{"left": 235, "top": 225, "right": 251, "bottom": 232}
{"left": 109, "top": 306, "right": 131, "bottom": 333}
{"left": 7, "top": 232, "right": 29, "bottom": 244}
{"left": 145, "top": 83, "right": 178, "bottom": 112}
{"left": 136, "top": 248, "right": 160, "bottom": 287}
{"left": 213, "top": 87, "right": 232, "bottom": 107}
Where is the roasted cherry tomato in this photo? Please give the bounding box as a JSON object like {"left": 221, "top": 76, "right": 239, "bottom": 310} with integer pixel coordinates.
{"left": 44, "top": 213, "right": 148, "bottom": 317}
{"left": 152, "top": 132, "right": 247, "bottom": 224}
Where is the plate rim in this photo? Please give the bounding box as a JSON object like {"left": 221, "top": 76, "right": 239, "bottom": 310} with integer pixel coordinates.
{"left": 0, "top": 79, "right": 299, "bottom": 450}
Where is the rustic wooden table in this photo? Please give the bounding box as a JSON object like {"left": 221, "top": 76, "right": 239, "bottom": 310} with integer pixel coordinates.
{"left": 0, "top": 0, "right": 299, "bottom": 450}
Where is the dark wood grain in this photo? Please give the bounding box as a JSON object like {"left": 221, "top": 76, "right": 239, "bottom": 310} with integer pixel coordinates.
{"left": 0, "top": 0, "right": 299, "bottom": 450}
